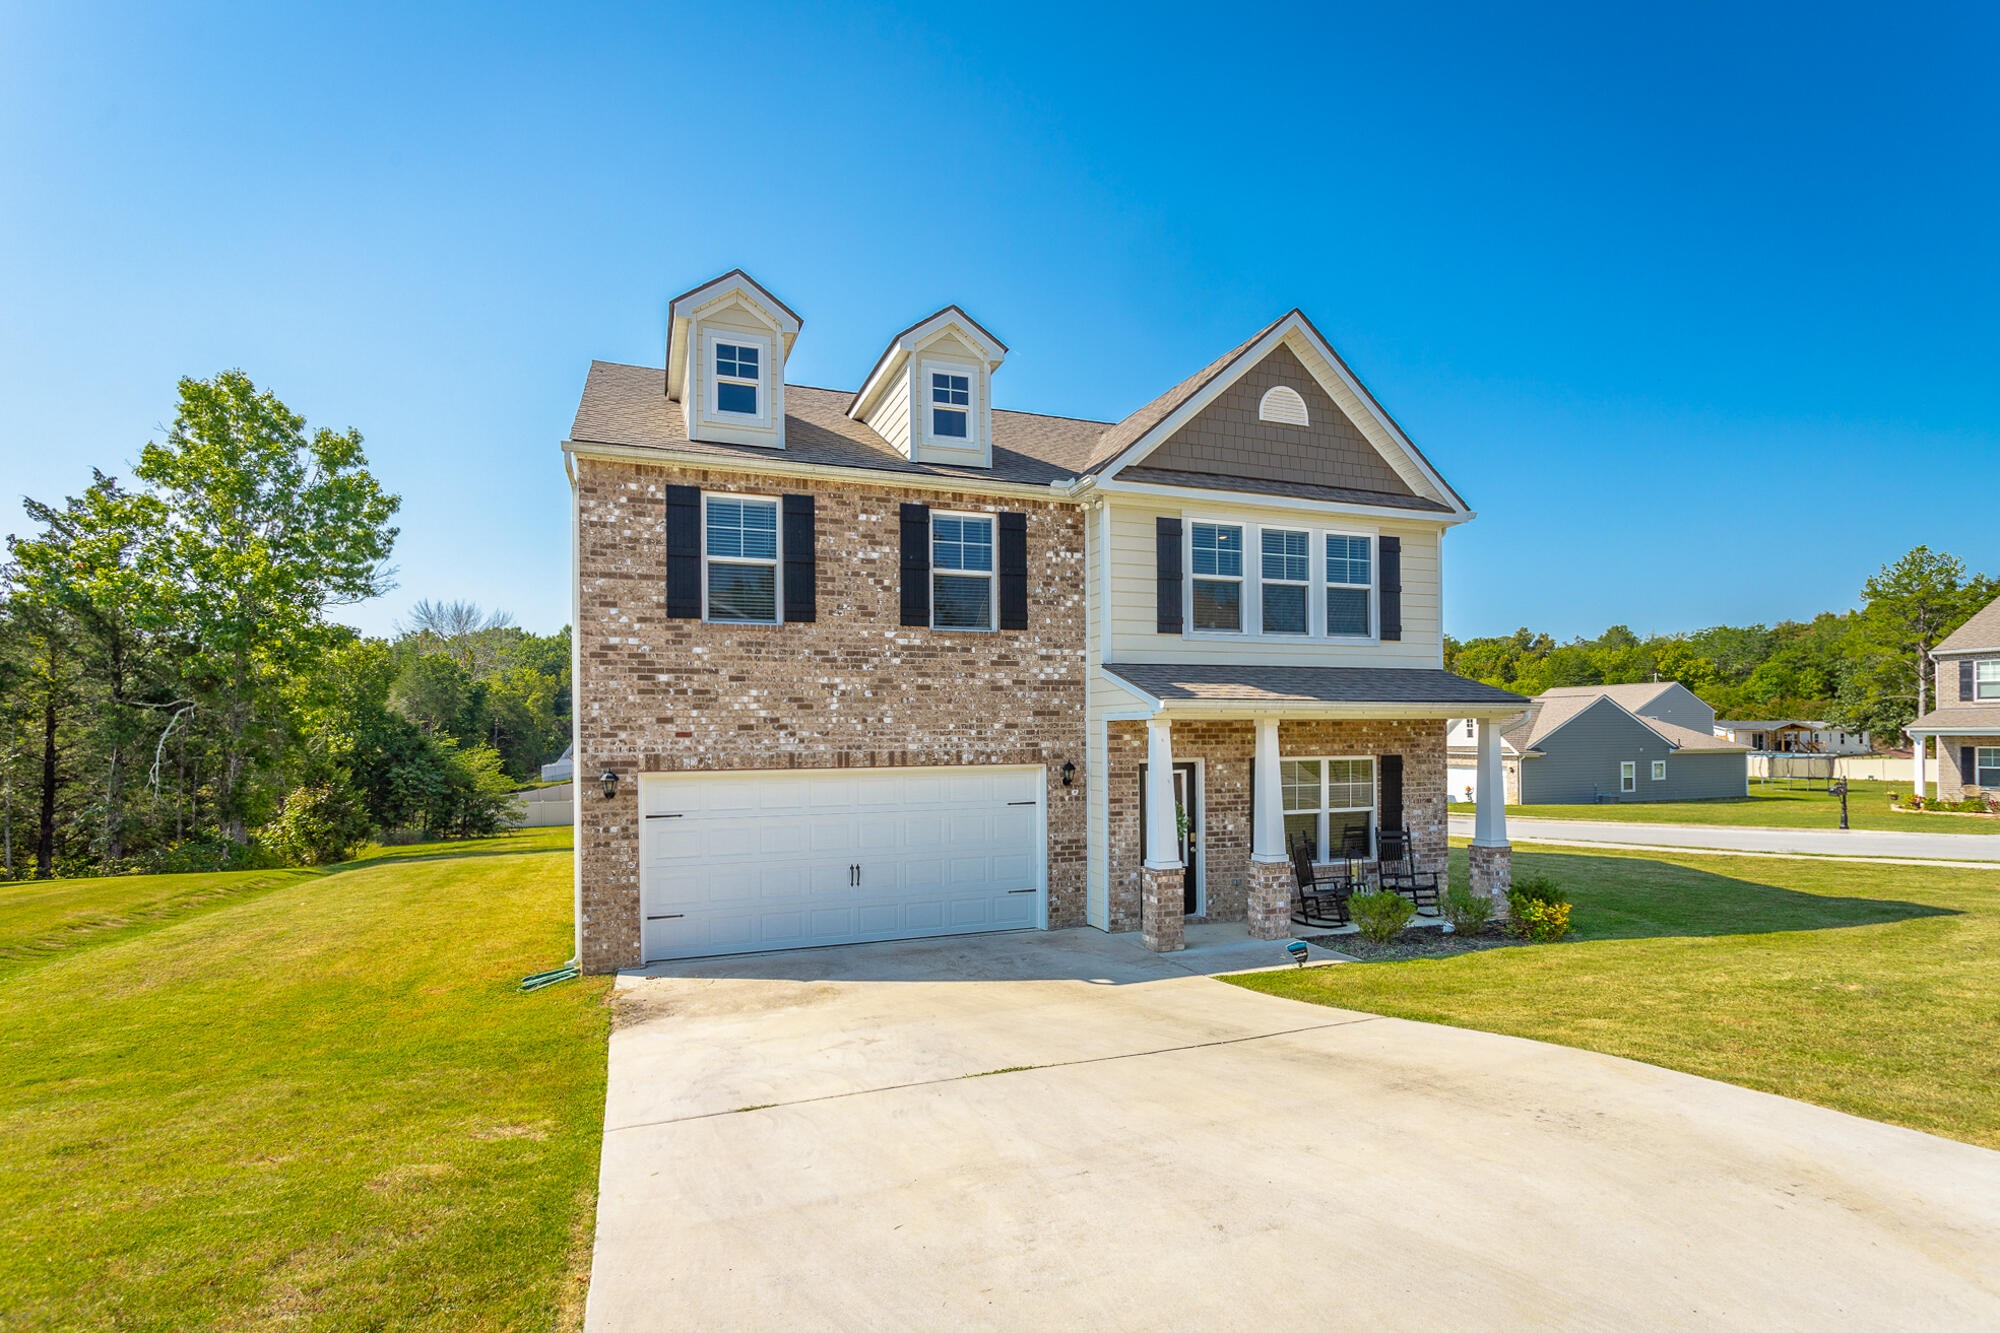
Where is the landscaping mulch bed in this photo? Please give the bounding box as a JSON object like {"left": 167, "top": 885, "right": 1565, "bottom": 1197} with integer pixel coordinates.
{"left": 1305, "top": 922, "right": 1523, "bottom": 961}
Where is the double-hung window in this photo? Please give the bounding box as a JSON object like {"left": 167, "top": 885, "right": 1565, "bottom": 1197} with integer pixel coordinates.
{"left": 1620, "top": 761, "right": 1637, "bottom": 793}
{"left": 1325, "top": 534, "right": 1372, "bottom": 637}
{"left": 1652, "top": 759, "right": 1667, "bottom": 781}
{"left": 1977, "top": 661, "right": 2000, "bottom": 702}
{"left": 1978, "top": 747, "right": 2000, "bottom": 788}
{"left": 1190, "top": 523, "right": 1244, "bottom": 632}
{"left": 704, "top": 496, "right": 778, "bottom": 622}
{"left": 931, "top": 372, "right": 971, "bottom": 439}
{"left": 713, "top": 342, "right": 760, "bottom": 416}
{"left": 1281, "top": 757, "right": 1376, "bottom": 862}
{"left": 931, "top": 514, "right": 994, "bottom": 629}
{"left": 1260, "top": 529, "right": 1309, "bottom": 634}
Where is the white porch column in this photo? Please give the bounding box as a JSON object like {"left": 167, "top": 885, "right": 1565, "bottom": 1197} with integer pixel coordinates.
{"left": 1912, "top": 731, "right": 1929, "bottom": 800}
{"left": 1472, "top": 719, "right": 1508, "bottom": 847}
{"left": 1252, "top": 716, "right": 1285, "bottom": 863}
{"left": 1141, "top": 716, "right": 1186, "bottom": 952}
{"left": 1143, "top": 717, "right": 1180, "bottom": 870}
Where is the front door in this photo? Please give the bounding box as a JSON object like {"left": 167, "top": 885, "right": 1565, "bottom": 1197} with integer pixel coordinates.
{"left": 1138, "top": 761, "right": 1201, "bottom": 915}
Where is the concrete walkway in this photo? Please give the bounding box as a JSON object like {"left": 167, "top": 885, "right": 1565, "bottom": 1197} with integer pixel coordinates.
{"left": 584, "top": 928, "right": 2000, "bottom": 1331}
{"left": 1449, "top": 811, "right": 2000, "bottom": 861}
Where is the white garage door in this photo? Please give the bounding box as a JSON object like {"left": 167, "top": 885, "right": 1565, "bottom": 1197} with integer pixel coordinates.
{"left": 639, "top": 766, "right": 1044, "bottom": 962}
{"left": 1447, "top": 766, "right": 1479, "bottom": 804}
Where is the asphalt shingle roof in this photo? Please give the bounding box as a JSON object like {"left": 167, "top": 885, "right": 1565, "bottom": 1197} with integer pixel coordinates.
{"left": 1102, "top": 664, "right": 1529, "bottom": 707}
{"left": 1908, "top": 706, "right": 2000, "bottom": 731}
{"left": 1938, "top": 594, "right": 2000, "bottom": 654}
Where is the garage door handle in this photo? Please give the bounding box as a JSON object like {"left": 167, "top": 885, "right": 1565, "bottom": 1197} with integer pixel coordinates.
{"left": 646, "top": 914, "right": 684, "bottom": 921}
{"left": 1007, "top": 800, "right": 1036, "bottom": 806}
{"left": 645, "top": 813, "right": 682, "bottom": 819}
{"left": 1007, "top": 888, "right": 1036, "bottom": 894}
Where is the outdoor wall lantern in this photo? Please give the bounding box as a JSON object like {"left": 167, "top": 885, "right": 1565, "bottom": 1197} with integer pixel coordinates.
{"left": 600, "top": 769, "right": 620, "bottom": 801}
{"left": 1062, "top": 761, "right": 1076, "bottom": 787}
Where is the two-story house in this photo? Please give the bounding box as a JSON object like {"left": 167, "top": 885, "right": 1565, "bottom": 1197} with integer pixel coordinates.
{"left": 562, "top": 270, "right": 1528, "bottom": 971}
{"left": 1908, "top": 592, "right": 2000, "bottom": 803}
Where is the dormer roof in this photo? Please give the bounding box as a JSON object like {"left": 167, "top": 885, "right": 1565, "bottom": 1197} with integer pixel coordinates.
{"left": 665, "top": 269, "right": 803, "bottom": 402}
{"left": 847, "top": 305, "right": 1007, "bottom": 422}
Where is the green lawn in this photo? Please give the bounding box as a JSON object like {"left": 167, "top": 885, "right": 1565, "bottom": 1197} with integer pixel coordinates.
{"left": 1449, "top": 778, "right": 2000, "bottom": 834}
{"left": 0, "top": 827, "right": 609, "bottom": 1332}
{"left": 1233, "top": 844, "right": 2000, "bottom": 1148}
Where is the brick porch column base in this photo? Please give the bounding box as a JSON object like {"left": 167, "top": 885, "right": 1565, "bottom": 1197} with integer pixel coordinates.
{"left": 1247, "top": 858, "right": 1293, "bottom": 939}
{"left": 1469, "top": 843, "right": 1513, "bottom": 921}
{"left": 1141, "top": 866, "right": 1186, "bottom": 952}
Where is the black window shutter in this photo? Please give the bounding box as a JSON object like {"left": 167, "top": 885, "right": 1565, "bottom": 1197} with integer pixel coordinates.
{"left": 782, "top": 494, "right": 816, "bottom": 623}
{"left": 1379, "top": 536, "right": 1402, "bottom": 641}
{"left": 1962, "top": 659, "right": 1976, "bottom": 702}
{"left": 665, "top": 485, "right": 702, "bottom": 619}
{"left": 899, "top": 503, "right": 931, "bottom": 627}
{"left": 998, "top": 511, "right": 1028, "bottom": 631}
{"left": 1964, "top": 746, "right": 1978, "bottom": 784}
{"left": 1155, "top": 517, "right": 1184, "bottom": 634}
{"left": 1379, "top": 753, "right": 1404, "bottom": 835}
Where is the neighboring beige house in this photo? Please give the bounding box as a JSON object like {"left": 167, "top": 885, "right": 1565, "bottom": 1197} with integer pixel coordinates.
{"left": 1710, "top": 720, "right": 1870, "bottom": 754}
{"left": 562, "top": 269, "right": 1526, "bottom": 972}
{"left": 1908, "top": 593, "right": 2000, "bottom": 802}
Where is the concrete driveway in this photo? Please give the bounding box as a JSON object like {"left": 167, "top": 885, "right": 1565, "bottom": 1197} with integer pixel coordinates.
{"left": 585, "top": 927, "right": 2000, "bottom": 1331}
{"left": 1449, "top": 811, "right": 2000, "bottom": 862}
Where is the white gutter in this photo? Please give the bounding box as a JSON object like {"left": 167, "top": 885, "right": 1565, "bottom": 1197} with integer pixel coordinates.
{"left": 562, "top": 439, "right": 1073, "bottom": 503}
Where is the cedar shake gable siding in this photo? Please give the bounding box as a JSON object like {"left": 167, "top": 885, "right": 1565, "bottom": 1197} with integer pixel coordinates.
{"left": 574, "top": 456, "right": 1088, "bottom": 973}
{"left": 1138, "top": 343, "right": 1419, "bottom": 496}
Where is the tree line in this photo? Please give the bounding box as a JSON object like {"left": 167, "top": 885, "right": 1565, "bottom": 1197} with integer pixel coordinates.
{"left": 1446, "top": 546, "right": 1997, "bottom": 741}
{"left": 0, "top": 372, "right": 571, "bottom": 880}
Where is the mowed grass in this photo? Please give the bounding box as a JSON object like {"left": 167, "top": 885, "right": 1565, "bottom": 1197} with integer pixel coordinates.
{"left": 1449, "top": 778, "right": 2000, "bottom": 834}
{"left": 1233, "top": 844, "right": 2000, "bottom": 1148}
{"left": 0, "top": 827, "right": 610, "bottom": 1332}
{"left": 0, "top": 864, "right": 318, "bottom": 974}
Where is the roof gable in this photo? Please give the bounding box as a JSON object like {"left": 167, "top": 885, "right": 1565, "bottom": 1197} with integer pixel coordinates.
{"left": 1084, "top": 311, "right": 1468, "bottom": 514}
{"left": 1137, "top": 342, "right": 1417, "bottom": 497}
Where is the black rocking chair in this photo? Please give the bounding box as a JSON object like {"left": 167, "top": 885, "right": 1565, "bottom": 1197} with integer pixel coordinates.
{"left": 1289, "top": 831, "right": 1351, "bottom": 927}
{"left": 1376, "top": 828, "right": 1441, "bottom": 916}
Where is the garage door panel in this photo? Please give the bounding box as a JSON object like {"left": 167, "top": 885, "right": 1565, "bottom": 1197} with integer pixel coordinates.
{"left": 640, "top": 767, "right": 1044, "bottom": 961}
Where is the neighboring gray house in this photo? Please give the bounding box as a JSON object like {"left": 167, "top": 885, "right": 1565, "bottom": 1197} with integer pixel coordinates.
{"left": 1908, "top": 592, "right": 2000, "bottom": 802}
{"left": 1450, "top": 682, "right": 1749, "bottom": 804}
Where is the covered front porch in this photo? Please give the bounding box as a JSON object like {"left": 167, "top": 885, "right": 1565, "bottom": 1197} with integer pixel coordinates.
{"left": 1097, "top": 664, "right": 1528, "bottom": 953}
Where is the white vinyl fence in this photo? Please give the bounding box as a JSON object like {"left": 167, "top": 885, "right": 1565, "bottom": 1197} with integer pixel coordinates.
{"left": 510, "top": 782, "right": 574, "bottom": 827}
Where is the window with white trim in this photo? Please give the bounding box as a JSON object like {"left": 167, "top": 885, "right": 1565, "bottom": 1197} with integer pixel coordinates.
{"left": 1260, "top": 528, "right": 1309, "bottom": 634}
{"left": 1978, "top": 747, "right": 2000, "bottom": 788}
{"left": 1190, "top": 523, "right": 1244, "bottom": 632}
{"left": 1281, "top": 757, "right": 1375, "bottom": 862}
{"left": 1325, "top": 534, "right": 1372, "bottom": 637}
{"left": 713, "top": 342, "right": 760, "bottom": 416}
{"left": 930, "top": 371, "right": 970, "bottom": 439}
{"left": 704, "top": 495, "right": 779, "bottom": 623}
{"left": 931, "top": 514, "right": 994, "bottom": 630}
{"left": 1620, "top": 761, "right": 1636, "bottom": 793}
{"left": 1977, "top": 660, "right": 2000, "bottom": 701}
{"left": 1652, "top": 759, "right": 1667, "bottom": 781}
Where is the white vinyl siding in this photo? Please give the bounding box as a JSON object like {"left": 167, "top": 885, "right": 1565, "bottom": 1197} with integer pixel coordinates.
{"left": 1105, "top": 500, "right": 1443, "bottom": 666}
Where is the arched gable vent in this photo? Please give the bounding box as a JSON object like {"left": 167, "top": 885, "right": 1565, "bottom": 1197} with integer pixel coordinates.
{"left": 1258, "top": 385, "right": 1309, "bottom": 427}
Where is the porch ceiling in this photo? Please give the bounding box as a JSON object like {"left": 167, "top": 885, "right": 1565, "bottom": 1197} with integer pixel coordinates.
{"left": 1102, "top": 664, "right": 1530, "bottom": 718}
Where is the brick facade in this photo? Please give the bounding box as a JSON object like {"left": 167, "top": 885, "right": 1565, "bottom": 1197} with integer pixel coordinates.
{"left": 573, "top": 457, "right": 1089, "bottom": 973}
{"left": 1104, "top": 717, "right": 1449, "bottom": 934}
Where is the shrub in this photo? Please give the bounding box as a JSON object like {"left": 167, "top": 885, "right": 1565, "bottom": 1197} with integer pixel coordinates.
{"left": 1511, "top": 897, "right": 1573, "bottom": 943}
{"left": 1955, "top": 797, "right": 1989, "bottom": 814}
{"left": 1509, "top": 872, "right": 1568, "bottom": 908}
{"left": 138, "top": 837, "right": 285, "bottom": 875}
{"left": 1440, "top": 884, "right": 1494, "bottom": 935}
{"left": 261, "top": 783, "right": 371, "bottom": 866}
{"left": 1349, "top": 891, "right": 1415, "bottom": 944}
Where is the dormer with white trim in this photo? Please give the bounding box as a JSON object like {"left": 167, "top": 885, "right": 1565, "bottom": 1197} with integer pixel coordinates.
{"left": 665, "top": 269, "right": 803, "bottom": 450}
{"left": 847, "top": 306, "right": 1007, "bottom": 468}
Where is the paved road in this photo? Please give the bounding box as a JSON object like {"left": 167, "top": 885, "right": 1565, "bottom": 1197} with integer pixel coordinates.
{"left": 1449, "top": 812, "right": 2000, "bottom": 861}
{"left": 584, "top": 927, "right": 2000, "bottom": 1331}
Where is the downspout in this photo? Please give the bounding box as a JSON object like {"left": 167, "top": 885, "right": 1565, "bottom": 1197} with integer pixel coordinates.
{"left": 567, "top": 448, "right": 583, "bottom": 971}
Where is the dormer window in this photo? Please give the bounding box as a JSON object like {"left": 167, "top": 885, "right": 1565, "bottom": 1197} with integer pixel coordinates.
{"left": 931, "top": 372, "right": 971, "bottom": 438}
{"left": 714, "top": 343, "right": 760, "bottom": 415}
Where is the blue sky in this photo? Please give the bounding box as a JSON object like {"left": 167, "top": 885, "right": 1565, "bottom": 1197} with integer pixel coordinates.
{"left": 3, "top": 1, "right": 1994, "bottom": 642}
